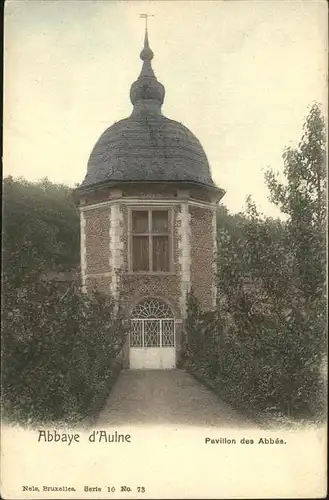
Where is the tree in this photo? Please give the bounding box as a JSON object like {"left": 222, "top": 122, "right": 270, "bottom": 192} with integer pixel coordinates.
{"left": 184, "top": 104, "right": 327, "bottom": 421}
{"left": 265, "top": 103, "right": 326, "bottom": 302}
{"left": 2, "top": 177, "right": 127, "bottom": 425}
{"left": 2, "top": 277, "right": 127, "bottom": 425}
{"left": 3, "top": 177, "right": 80, "bottom": 281}
{"left": 217, "top": 200, "right": 290, "bottom": 322}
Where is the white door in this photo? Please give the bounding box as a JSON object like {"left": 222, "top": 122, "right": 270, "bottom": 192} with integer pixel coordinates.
{"left": 129, "top": 300, "right": 176, "bottom": 370}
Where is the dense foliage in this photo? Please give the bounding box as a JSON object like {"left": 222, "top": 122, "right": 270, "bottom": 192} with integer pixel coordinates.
{"left": 3, "top": 176, "right": 80, "bottom": 280}
{"left": 2, "top": 177, "right": 126, "bottom": 426}
{"left": 2, "top": 275, "right": 127, "bottom": 426}
{"left": 265, "top": 103, "right": 326, "bottom": 303}
{"left": 184, "top": 103, "right": 327, "bottom": 422}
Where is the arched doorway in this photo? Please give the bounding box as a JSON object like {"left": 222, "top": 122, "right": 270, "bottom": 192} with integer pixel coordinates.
{"left": 129, "top": 299, "right": 176, "bottom": 369}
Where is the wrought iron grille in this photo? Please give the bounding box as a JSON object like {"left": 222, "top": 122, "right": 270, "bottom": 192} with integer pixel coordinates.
{"left": 130, "top": 299, "right": 175, "bottom": 348}
{"left": 131, "top": 299, "right": 173, "bottom": 319}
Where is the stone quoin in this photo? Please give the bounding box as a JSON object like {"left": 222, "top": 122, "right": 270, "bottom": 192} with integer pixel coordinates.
{"left": 75, "top": 24, "right": 225, "bottom": 370}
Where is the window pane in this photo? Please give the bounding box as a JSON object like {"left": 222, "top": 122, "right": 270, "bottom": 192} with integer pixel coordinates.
{"left": 132, "top": 236, "right": 149, "bottom": 271}
{"left": 132, "top": 211, "right": 148, "bottom": 233}
{"left": 152, "top": 211, "right": 168, "bottom": 232}
{"left": 153, "top": 236, "right": 169, "bottom": 272}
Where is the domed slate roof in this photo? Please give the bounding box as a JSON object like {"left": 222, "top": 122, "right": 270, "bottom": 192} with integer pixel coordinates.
{"left": 80, "top": 29, "right": 217, "bottom": 191}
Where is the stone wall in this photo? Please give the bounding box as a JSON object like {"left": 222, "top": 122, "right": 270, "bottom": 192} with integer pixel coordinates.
{"left": 86, "top": 275, "right": 112, "bottom": 295}
{"left": 120, "top": 274, "right": 181, "bottom": 317}
{"left": 80, "top": 194, "right": 217, "bottom": 367}
{"left": 81, "top": 200, "right": 182, "bottom": 319}
{"left": 84, "top": 206, "right": 110, "bottom": 276}
{"left": 82, "top": 198, "right": 216, "bottom": 312}
{"left": 189, "top": 205, "right": 215, "bottom": 310}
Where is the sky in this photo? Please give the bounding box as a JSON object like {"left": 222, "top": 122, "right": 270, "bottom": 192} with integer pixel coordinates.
{"left": 4, "top": 0, "right": 328, "bottom": 217}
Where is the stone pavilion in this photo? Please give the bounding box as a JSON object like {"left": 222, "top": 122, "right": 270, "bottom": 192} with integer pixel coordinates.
{"left": 76, "top": 28, "right": 225, "bottom": 369}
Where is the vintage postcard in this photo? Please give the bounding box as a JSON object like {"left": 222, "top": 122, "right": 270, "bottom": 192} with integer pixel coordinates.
{"left": 1, "top": 0, "right": 327, "bottom": 498}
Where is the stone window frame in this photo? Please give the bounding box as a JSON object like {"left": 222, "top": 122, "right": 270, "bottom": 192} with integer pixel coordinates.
{"left": 127, "top": 205, "right": 175, "bottom": 275}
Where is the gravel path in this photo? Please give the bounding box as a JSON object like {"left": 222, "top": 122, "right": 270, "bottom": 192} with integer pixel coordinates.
{"left": 96, "top": 369, "right": 255, "bottom": 427}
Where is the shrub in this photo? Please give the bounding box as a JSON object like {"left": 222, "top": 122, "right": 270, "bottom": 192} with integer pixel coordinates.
{"left": 184, "top": 290, "right": 326, "bottom": 422}
{"left": 2, "top": 275, "right": 127, "bottom": 426}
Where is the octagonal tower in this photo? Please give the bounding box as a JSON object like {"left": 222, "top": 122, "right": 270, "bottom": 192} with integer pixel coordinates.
{"left": 76, "top": 28, "right": 225, "bottom": 369}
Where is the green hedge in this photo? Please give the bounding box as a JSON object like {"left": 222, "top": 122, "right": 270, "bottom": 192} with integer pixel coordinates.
{"left": 183, "top": 291, "right": 326, "bottom": 422}
{"left": 2, "top": 277, "right": 127, "bottom": 426}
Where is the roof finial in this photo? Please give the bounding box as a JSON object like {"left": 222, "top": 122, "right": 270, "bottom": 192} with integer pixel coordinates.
{"left": 139, "top": 13, "right": 154, "bottom": 61}
{"left": 130, "top": 14, "right": 165, "bottom": 108}
{"left": 139, "top": 13, "right": 154, "bottom": 30}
